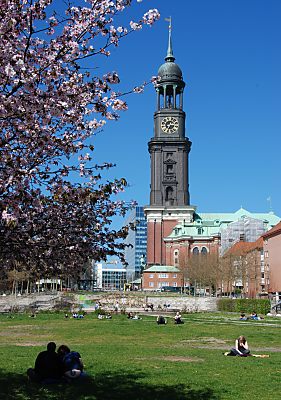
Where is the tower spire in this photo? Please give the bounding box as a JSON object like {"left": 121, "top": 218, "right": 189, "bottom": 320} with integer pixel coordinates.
{"left": 165, "top": 17, "right": 175, "bottom": 62}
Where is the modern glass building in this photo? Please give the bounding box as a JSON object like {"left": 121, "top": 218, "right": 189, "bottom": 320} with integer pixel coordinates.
{"left": 124, "top": 206, "right": 147, "bottom": 281}
{"left": 94, "top": 262, "right": 127, "bottom": 291}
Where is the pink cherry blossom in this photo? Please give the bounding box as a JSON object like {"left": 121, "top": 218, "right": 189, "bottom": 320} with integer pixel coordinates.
{"left": 0, "top": 0, "right": 159, "bottom": 280}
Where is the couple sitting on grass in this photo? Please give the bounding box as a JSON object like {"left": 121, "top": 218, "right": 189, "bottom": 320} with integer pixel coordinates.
{"left": 27, "top": 342, "right": 86, "bottom": 384}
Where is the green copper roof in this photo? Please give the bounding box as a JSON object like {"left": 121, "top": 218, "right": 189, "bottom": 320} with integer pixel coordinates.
{"left": 168, "top": 208, "right": 281, "bottom": 239}
{"left": 144, "top": 265, "right": 180, "bottom": 273}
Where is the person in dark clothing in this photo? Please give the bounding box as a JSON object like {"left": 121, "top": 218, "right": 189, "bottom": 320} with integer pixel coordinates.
{"left": 27, "top": 342, "right": 63, "bottom": 383}
{"left": 225, "top": 336, "right": 251, "bottom": 357}
{"left": 157, "top": 315, "right": 167, "bottom": 325}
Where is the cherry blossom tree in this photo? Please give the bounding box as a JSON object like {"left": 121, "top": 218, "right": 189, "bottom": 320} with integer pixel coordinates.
{"left": 0, "top": 0, "right": 160, "bottom": 280}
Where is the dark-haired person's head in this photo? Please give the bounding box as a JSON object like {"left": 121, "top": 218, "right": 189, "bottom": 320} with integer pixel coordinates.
{"left": 47, "top": 342, "right": 56, "bottom": 352}
{"left": 57, "top": 344, "right": 70, "bottom": 356}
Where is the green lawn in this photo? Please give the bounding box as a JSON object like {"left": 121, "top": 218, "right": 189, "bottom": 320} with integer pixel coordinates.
{"left": 1, "top": 312, "right": 281, "bottom": 400}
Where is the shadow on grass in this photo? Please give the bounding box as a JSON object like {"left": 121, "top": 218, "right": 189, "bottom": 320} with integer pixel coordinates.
{"left": 0, "top": 370, "right": 220, "bottom": 400}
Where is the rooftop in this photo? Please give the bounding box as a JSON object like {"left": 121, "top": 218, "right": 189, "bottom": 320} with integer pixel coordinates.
{"left": 144, "top": 265, "right": 180, "bottom": 273}
{"left": 168, "top": 208, "right": 280, "bottom": 239}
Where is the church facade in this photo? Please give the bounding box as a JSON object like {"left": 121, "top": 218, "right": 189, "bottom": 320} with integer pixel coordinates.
{"left": 144, "top": 26, "right": 195, "bottom": 267}
{"left": 143, "top": 28, "right": 280, "bottom": 276}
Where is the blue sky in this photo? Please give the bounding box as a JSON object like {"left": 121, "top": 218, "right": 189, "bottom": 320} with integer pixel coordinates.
{"left": 85, "top": 0, "right": 281, "bottom": 223}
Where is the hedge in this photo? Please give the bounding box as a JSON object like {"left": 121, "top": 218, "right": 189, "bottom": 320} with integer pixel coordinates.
{"left": 217, "top": 298, "right": 271, "bottom": 315}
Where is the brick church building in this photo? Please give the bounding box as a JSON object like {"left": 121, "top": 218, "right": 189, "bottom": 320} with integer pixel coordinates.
{"left": 142, "top": 26, "right": 279, "bottom": 291}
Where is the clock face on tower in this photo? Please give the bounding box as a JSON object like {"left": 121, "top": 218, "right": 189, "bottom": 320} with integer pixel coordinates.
{"left": 161, "top": 117, "right": 179, "bottom": 134}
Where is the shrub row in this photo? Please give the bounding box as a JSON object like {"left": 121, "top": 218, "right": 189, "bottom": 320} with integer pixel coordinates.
{"left": 217, "top": 298, "right": 271, "bottom": 315}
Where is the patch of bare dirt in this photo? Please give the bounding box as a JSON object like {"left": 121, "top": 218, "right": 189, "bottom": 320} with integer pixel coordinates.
{"left": 134, "top": 356, "right": 204, "bottom": 363}
{"left": 14, "top": 342, "right": 46, "bottom": 347}
{"left": 160, "top": 356, "right": 204, "bottom": 363}
{"left": 182, "top": 336, "right": 227, "bottom": 344}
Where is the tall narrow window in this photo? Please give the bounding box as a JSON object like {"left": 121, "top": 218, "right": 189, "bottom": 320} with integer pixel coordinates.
{"left": 174, "top": 249, "right": 179, "bottom": 266}
{"left": 165, "top": 187, "right": 174, "bottom": 205}
{"left": 166, "top": 164, "right": 173, "bottom": 174}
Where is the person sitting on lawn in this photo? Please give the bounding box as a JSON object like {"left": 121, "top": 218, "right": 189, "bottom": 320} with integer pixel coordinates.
{"left": 27, "top": 342, "right": 63, "bottom": 383}
{"left": 225, "top": 335, "right": 251, "bottom": 356}
{"left": 57, "top": 345, "right": 85, "bottom": 379}
{"left": 174, "top": 312, "right": 184, "bottom": 324}
{"left": 157, "top": 315, "right": 167, "bottom": 325}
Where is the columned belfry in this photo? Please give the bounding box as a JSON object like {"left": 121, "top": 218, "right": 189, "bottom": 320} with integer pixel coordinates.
{"left": 144, "top": 22, "right": 196, "bottom": 266}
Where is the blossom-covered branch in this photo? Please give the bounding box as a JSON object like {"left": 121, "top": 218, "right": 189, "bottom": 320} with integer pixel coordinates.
{"left": 0, "top": 0, "right": 159, "bottom": 276}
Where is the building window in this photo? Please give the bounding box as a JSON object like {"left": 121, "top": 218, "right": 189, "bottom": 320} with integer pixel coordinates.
{"left": 149, "top": 282, "right": 154, "bottom": 287}
{"left": 192, "top": 247, "right": 199, "bottom": 255}
{"left": 149, "top": 274, "right": 154, "bottom": 278}
{"left": 166, "top": 164, "right": 173, "bottom": 174}
{"left": 173, "top": 274, "right": 177, "bottom": 278}
{"left": 159, "top": 273, "right": 168, "bottom": 278}
{"left": 165, "top": 186, "right": 174, "bottom": 203}
{"left": 201, "top": 247, "right": 208, "bottom": 255}
{"left": 173, "top": 282, "right": 177, "bottom": 287}
{"left": 174, "top": 249, "right": 179, "bottom": 266}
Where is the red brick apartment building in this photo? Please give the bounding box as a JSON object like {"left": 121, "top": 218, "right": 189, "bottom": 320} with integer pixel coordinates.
{"left": 263, "top": 221, "right": 281, "bottom": 299}
{"left": 142, "top": 265, "right": 183, "bottom": 291}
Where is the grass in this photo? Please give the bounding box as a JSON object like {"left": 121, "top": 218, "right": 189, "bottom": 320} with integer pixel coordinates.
{"left": 1, "top": 312, "right": 281, "bottom": 400}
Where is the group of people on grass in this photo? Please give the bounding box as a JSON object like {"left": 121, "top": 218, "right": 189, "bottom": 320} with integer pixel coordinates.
{"left": 127, "top": 312, "right": 141, "bottom": 320}
{"left": 27, "top": 342, "right": 85, "bottom": 384}
{"left": 240, "top": 312, "right": 263, "bottom": 321}
{"left": 27, "top": 310, "right": 267, "bottom": 385}
{"left": 157, "top": 312, "right": 184, "bottom": 325}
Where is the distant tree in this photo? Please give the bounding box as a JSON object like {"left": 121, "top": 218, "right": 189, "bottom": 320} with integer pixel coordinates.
{"left": 0, "top": 0, "right": 160, "bottom": 277}
{"left": 179, "top": 251, "right": 220, "bottom": 296}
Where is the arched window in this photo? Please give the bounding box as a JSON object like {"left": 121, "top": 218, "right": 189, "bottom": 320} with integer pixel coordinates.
{"left": 201, "top": 247, "right": 208, "bottom": 255}
{"left": 192, "top": 247, "right": 199, "bottom": 255}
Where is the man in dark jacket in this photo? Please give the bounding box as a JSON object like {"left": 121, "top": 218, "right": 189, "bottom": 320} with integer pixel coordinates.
{"left": 27, "top": 342, "right": 63, "bottom": 383}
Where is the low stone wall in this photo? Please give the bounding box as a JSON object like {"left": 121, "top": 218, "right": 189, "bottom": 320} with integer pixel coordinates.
{"left": 0, "top": 292, "right": 218, "bottom": 313}
{"left": 0, "top": 293, "right": 62, "bottom": 312}
{"left": 146, "top": 296, "right": 217, "bottom": 313}
{"left": 75, "top": 293, "right": 218, "bottom": 313}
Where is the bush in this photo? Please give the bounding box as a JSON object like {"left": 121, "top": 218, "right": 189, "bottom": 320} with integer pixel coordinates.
{"left": 217, "top": 298, "right": 271, "bottom": 315}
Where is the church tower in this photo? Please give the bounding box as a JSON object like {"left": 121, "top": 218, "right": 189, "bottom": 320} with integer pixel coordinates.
{"left": 144, "top": 23, "right": 196, "bottom": 266}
